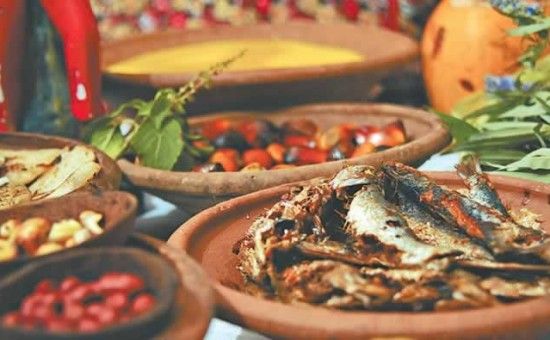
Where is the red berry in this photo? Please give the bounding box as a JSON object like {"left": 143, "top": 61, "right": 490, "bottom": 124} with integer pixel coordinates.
{"left": 65, "top": 284, "right": 93, "bottom": 302}
{"left": 77, "top": 317, "right": 101, "bottom": 333}
{"left": 105, "top": 292, "right": 129, "bottom": 311}
{"left": 60, "top": 276, "right": 81, "bottom": 293}
{"left": 45, "top": 317, "right": 72, "bottom": 332}
{"left": 131, "top": 293, "right": 156, "bottom": 315}
{"left": 97, "top": 273, "right": 144, "bottom": 294}
{"left": 2, "top": 312, "right": 20, "bottom": 327}
{"left": 20, "top": 295, "right": 40, "bottom": 317}
{"left": 63, "top": 302, "right": 85, "bottom": 321}
{"left": 35, "top": 279, "right": 55, "bottom": 294}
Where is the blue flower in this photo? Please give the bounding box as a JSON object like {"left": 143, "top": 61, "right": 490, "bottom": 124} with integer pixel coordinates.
{"left": 525, "top": 3, "right": 540, "bottom": 15}
{"left": 499, "top": 76, "right": 516, "bottom": 91}
{"left": 485, "top": 75, "right": 501, "bottom": 93}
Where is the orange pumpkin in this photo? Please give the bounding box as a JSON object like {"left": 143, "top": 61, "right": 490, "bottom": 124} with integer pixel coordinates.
{"left": 421, "top": 0, "right": 534, "bottom": 113}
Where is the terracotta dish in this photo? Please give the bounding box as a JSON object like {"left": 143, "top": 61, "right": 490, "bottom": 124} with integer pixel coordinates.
{"left": 0, "top": 132, "right": 121, "bottom": 194}
{"left": 101, "top": 22, "right": 418, "bottom": 113}
{"left": 128, "top": 233, "right": 214, "bottom": 340}
{"left": 169, "top": 173, "right": 550, "bottom": 339}
{"left": 0, "top": 247, "right": 179, "bottom": 340}
{"left": 0, "top": 191, "right": 137, "bottom": 273}
{"left": 118, "top": 103, "right": 450, "bottom": 214}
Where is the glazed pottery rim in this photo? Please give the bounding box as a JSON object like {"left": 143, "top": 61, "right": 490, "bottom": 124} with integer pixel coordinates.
{"left": 0, "top": 191, "right": 138, "bottom": 267}
{"left": 101, "top": 22, "right": 419, "bottom": 87}
{"left": 118, "top": 102, "right": 450, "bottom": 196}
{"left": 169, "top": 172, "right": 550, "bottom": 338}
{"left": 0, "top": 247, "right": 178, "bottom": 339}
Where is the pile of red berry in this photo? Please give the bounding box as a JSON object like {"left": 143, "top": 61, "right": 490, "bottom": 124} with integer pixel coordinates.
{"left": 2, "top": 272, "right": 156, "bottom": 333}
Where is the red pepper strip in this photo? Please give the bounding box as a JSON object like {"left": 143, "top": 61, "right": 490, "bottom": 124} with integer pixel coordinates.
{"left": 0, "top": 0, "right": 25, "bottom": 131}
{"left": 40, "top": 0, "right": 102, "bottom": 121}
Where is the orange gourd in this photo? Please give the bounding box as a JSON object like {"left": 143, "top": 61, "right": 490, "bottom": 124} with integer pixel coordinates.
{"left": 421, "top": 0, "right": 527, "bottom": 113}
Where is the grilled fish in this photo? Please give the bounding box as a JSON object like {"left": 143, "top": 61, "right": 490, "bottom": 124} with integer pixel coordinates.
{"left": 456, "top": 155, "right": 509, "bottom": 217}
{"left": 346, "top": 184, "right": 457, "bottom": 266}
{"left": 382, "top": 163, "right": 548, "bottom": 256}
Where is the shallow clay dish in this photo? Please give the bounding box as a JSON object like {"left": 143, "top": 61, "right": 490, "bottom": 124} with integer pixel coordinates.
{"left": 101, "top": 22, "right": 418, "bottom": 113}
{"left": 0, "top": 247, "right": 179, "bottom": 340}
{"left": 169, "top": 173, "right": 550, "bottom": 339}
{"left": 102, "top": 22, "right": 417, "bottom": 88}
{"left": 0, "top": 132, "right": 121, "bottom": 194}
{"left": 127, "top": 233, "right": 214, "bottom": 340}
{"left": 119, "top": 103, "right": 450, "bottom": 214}
{"left": 0, "top": 191, "right": 137, "bottom": 273}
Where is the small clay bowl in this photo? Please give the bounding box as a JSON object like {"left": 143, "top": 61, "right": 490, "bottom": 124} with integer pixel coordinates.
{"left": 0, "top": 248, "right": 179, "bottom": 340}
{"left": 119, "top": 103, "right": 450, "bottom": 214}
{"left": 127, "top": 233, "right": 215, "bottom": 340}
{"left": 0, "top": 132, "right": 121, "bottom": 196}
{"left": 0, "top": 191, "right": 137, "bottom": 274}
{"left": 168, "top": 173, "right": 550, "bottom": 339}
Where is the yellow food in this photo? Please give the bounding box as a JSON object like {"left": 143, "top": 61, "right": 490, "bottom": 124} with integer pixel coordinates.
{"left": 107, "top": 39, "right": 364, "bottom": 75}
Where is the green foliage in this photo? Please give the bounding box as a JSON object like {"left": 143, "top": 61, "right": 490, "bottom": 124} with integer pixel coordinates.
{"left": 86, "top": 52, "right": 243, "bottom": 170}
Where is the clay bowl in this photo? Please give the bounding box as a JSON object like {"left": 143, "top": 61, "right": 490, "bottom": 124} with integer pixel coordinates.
{"left": 127, "top": 233, "right": 214, "bottom": 340}
{"left": 168, "top": 173, "right": 550, "bottom": 339}
{"left": 101, "top": 22, "right": 418, "bottom": 113}
{"left": 0, "top": 132, "right": 121, "bottom": 194}
{"left": 118, "top": 103, "right": 450, "bottom": 214}
{"left": 0, "top": 191, "right": 137, "bottom": 274}
{"left": 0, "top": 248, "right": 179, "bottom": 339}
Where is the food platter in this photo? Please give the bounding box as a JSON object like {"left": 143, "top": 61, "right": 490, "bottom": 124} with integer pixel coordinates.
{"left": 169, "top": 171, "right": 550, "bottom": 338}
{"left": 118, "top": 103, "right": 450, "bottom": 214}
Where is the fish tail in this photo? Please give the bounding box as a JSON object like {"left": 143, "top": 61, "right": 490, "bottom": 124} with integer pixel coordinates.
{"left": 456, "top": 154, "right": 481, "bottom": 182}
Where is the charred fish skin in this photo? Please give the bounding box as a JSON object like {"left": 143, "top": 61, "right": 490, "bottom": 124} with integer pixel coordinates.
{"left": 346, "top": 184, "right": 453, "bottom": 266}
{"left": 395, "top": 191, "right": 494, "bottom": 261}
{"left": 456, "top": 155, "right": 509, "bottom": 217}
{"left": 382, "top": 163, "right": 547, "bottom": 255}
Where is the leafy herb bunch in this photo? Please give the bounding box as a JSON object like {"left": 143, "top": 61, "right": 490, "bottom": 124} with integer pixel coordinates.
{"left": 438, "top": 0, "right": 550, "bottom": 182}
{"left": 86, "top": 52, "right": 243, "bottom": 170}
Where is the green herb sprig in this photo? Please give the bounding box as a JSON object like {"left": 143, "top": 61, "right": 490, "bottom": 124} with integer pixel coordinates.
{"left": 86, "top": 51, "right": 244, "bottom": 170}
{"left": 436, "top": 1, "right": 550, "bottom": 183}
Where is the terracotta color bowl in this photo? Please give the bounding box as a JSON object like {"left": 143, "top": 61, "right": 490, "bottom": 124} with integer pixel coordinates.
{"left": 0, "top": 247, "right": 179, "bottom": 340}
{"left": 0, "top": 132, "right": 121, "bottom": 194}
{"left": 128, "top": 233, "right": 214, "bottom": 340}
{"left": 101, "top": 22, "right": 418, "bottom": 113}
{"left": 0, "top": 191, "right": 137, "bottom": 274}
{"left": 168, "top": 173, "right": 550, "bottom": 339}
{"left": 118, "top": 103, "right": 450, "bottom": 214}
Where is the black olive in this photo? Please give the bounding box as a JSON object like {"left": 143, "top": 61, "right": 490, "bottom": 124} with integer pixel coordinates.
{"left": 213, "top": 131, "right": 249, "bottom": 151}
{"left": 328, "top": 146, "right": 347, "bottom": 161}
{"left": 283, "top": 147, "right": 299, "bottom": 164}
{"left": 256, "top": 120, "right": 281, "bottom": 147}
{"left": 195, "top": 163, "right": 225, "bottom": 173}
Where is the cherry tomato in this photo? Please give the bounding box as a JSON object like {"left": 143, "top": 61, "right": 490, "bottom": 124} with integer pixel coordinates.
{"left": 105, "top": 292, "right": 129, "bottom": 311}
{"left": 60, "top": 276, "right": 81, "bottom": 293}
{"left": 96, "top": 273, "right": 144, "bottom": 294}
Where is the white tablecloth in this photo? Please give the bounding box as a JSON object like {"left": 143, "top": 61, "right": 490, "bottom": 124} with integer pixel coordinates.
{"left": 136, "top": 153, "right": 461, "bottom": 339}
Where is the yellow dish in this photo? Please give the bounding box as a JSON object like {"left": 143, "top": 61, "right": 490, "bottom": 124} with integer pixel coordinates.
{"left": 106, "top": 39, "right": 364, "bottom": 75}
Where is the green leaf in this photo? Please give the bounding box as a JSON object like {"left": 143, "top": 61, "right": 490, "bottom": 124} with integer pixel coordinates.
{"left": 130, "top": 118, "right": 184, "bottom": 170}
{"left": 481, "top": 121, "right": 540, "bottom": 130}
{"left": 508, "top": 19, "right": 550, "bottom": 36}
{"left": 499, "top": 101, "right": 548, "bottom": 119}
{"left": 478, "top": 149, "right": 527, "bottom": 165}
{"left": 464, "top": 97, "right": 524, "bottom": 120}
{"left": 87, "top": 117, "right": 127, "bottom": 159}
{"left": 432, "top": 110, "right": 479, "bottom": 145}
{"left": 496, "top": 148, "right": 550, "bottom": 171}
{"left": 109, "top": 99, "right": 147, "bottom": 118}
{"left": 492, "top": 170, "right": 550, "bottom": 184}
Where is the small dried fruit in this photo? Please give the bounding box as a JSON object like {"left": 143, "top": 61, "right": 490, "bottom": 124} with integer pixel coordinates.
{"left": 79, "top": 211, "right": 103, "bottom": 235}
{"left": 351, "top": 143, "right": 375, "bottom": 158}
{"left": 48, "top": 219, "right": 82, "bottom": 243}
{"left": 266, "top": 143, "right": 286, "bottom": 164}
{"left": 283, "top": 135, "right": 316, "bottom": 149}
{"left": 240, "top": 162, "right": 265, "bottom": 172}
{"left": 35, "top": 243, "right": 64, "bottom": 256}
{"left": 209, "top": 148, "right": 240, "bottom": 172}
{"left": 16, "top": 217, "right": 51, "bottom": 254}
{"left": 285, "top": 147, "right": 327, "bottom": 165}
